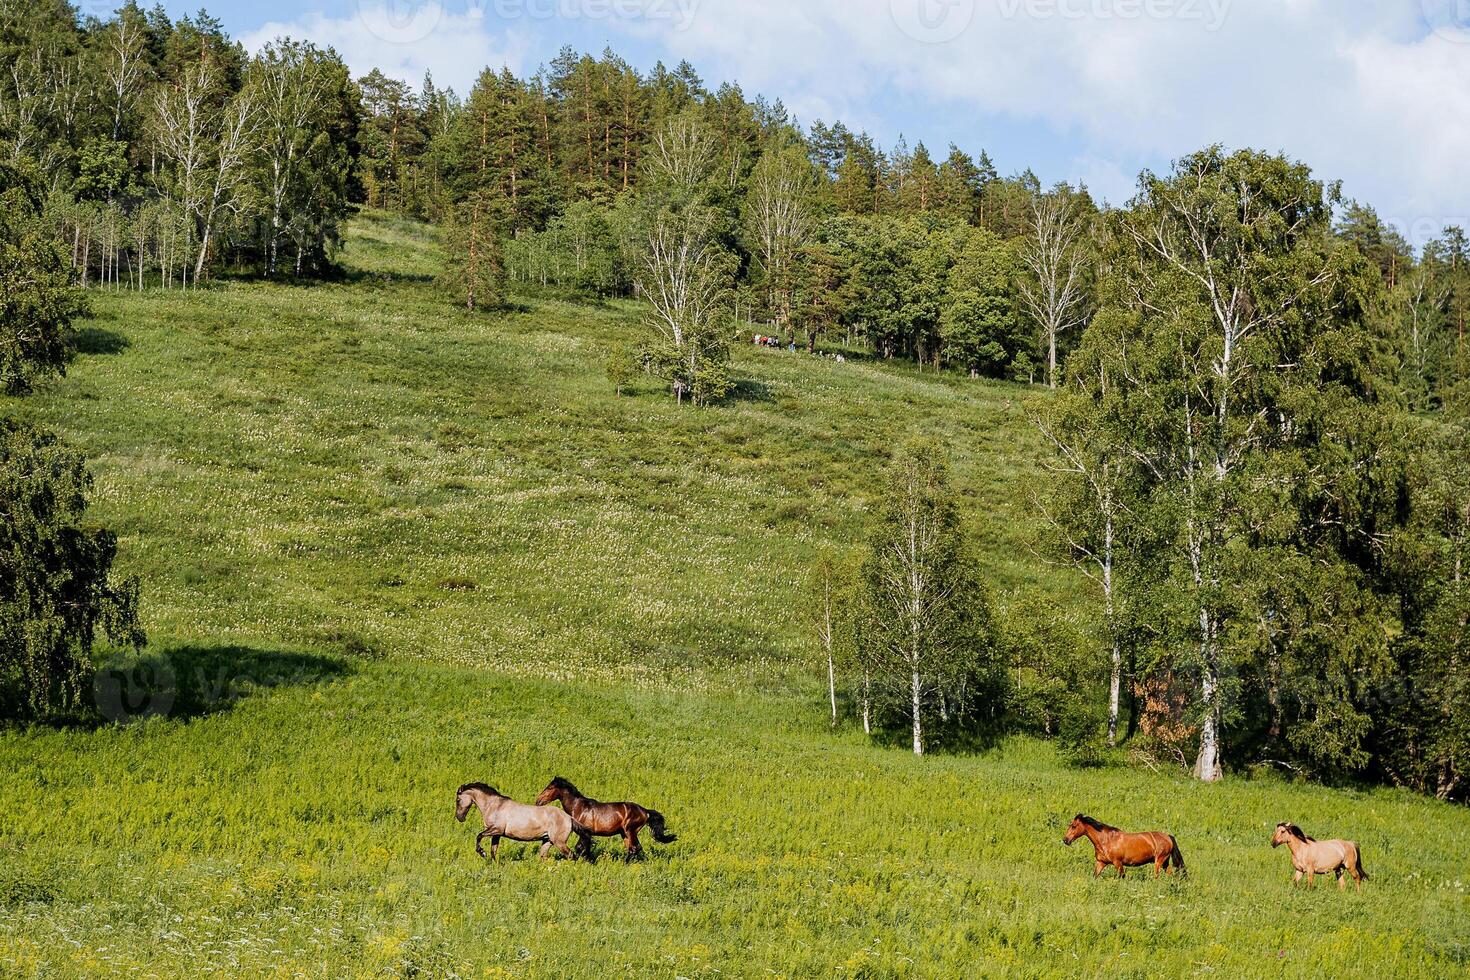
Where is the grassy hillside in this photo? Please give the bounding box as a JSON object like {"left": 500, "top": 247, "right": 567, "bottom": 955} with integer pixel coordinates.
{"left": 2, "top": 212, "right": 1467, "bottom": 977}
{"left": 18, "top": 211, "right": 1061, "bottom": 692}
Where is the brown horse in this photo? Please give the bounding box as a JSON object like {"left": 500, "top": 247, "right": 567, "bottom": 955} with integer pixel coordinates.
{"left": 455, "top": 783, "right": 592, "bottom": 861}
{"left": 1271, "top": 823, "right": 1368, "bottom": 891}
{"left": 1064, "top": 814, "right": 1186, "bottom": 879}
{"left": 535, "top": 777, "right": 676, "bottom": 859}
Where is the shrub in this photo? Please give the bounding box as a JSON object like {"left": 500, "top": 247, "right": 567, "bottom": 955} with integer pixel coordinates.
{"left": 0, "top": 419, "right": 144, "bottom": 717}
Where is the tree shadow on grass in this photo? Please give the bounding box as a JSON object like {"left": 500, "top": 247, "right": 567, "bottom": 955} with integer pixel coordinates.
{"left": 79, "top": 644, "right": 353, "bottom": 728}
{"left": 339, "top": 267, "right": 438, "bottom": 287}
{"left": 74, "top": 326, "right": 130, "bottom": 355}
{"left": 861, "top": 719, "right": 1007, "bottom": 757}
{"left": 728, "top": 378, "right": 774, "bottom": 403}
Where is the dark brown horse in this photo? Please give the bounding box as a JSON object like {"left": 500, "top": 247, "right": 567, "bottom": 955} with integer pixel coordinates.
{"left": 1064, "top": 814, "right": 1186, "bottom": 879}
{"left": 535, "top": 777, "right": 676, "bottom": 858}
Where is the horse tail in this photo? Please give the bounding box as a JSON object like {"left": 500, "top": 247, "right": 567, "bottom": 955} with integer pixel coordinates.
{"left": 1353, "top": 843, "right": 1368, "bottom": 882}
{"left": 646, "top": 808, "right": 677, "bottom": 844}
{"left": 1169, "top": 836, "right": 1187, "bottom": 876}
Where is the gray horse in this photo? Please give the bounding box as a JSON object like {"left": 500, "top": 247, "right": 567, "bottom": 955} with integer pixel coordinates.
{"left": 455, "top": 783, "right": 592, "bottom": 861}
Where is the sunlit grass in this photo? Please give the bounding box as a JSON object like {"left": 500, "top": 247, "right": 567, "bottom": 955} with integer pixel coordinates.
{"left": 3, "top": 657, "right": 1467, "bottom": 976}
{"left": 2, "top": 210, "right": 1466, "bottom": 976}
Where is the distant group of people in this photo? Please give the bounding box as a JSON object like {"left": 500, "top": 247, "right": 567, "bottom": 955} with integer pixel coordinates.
{"left": 751, "top": 333, "right": 846, "bottom": 363}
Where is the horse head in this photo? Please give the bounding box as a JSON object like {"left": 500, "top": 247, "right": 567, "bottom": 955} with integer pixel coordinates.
{"left": 1063, "top": 815, "right": 1089, "bottom": 846}
{"left": 1272, "top": 823, "right": 1311, "bottom": 848}
{"left": 536, "top": 776, "right": 576, "bottom": 806}
{"left": 456, "top": 782, "right": 499, "bottom": 822}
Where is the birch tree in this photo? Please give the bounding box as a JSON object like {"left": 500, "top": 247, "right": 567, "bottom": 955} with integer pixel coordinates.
{"left": 0, "top": 162, "right": 87, "bottom": 392}
{"left": 152, "top": 60, "right": 258, "bottom": 283}
{"left": 645, "top": 111, "right": 715, "bottom": 191}
{"left": 150, "top": 61, "right": 212, "bottom": 286}
{"left": 1018, "top": 188, "right": 1090, "bottom": 388}
{"left": 635, "top": 114, "right": 734, "bottom": 405}
{"left": 1033, "top": 333, "right": 1132, "bottom": 744}
{"left": 100, "top": 11, "right": 148, "bottom": 142}
{"left": 637, "top": 202, "right": 734, "bottom": 404}
{"left": 0, "top": 49, "right": 49, "bottom": 163}
{"left": 857, "top": 441, "right": 999, "bottom": 756}
{"left": 196, "top": 92, "right": 257, "bottom": 281}
{"left": 807, "top": 548, "right": 857, "bottom": 727}
{"left": 743, "top": 144, "right": 817, "bottom": 327}
{"left": 249, "top": 41, "right": 329, "bottom": 276}
{"left": 1089, "top": 147, "right": 1397, "bottom": 781}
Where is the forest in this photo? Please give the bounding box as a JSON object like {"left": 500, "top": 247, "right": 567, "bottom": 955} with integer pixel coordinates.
{"left": 1, "top": 0, "right": 1467, "bottom": 802}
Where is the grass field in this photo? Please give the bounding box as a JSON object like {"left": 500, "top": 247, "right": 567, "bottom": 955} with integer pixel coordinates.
{"left": 2, "top": 212, "right": 1467, "bottom": 977}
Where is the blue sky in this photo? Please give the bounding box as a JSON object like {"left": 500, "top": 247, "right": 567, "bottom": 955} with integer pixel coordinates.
{"left": 157, "top": 0, "right": 1469, "bottom": 248}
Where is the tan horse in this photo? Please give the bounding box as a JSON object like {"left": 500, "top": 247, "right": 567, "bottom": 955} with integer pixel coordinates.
{"left": 455, "top": 783, "right": 591, "bottom": 861}
{"left": 1271, "top": 823, "right": 1368, "bottom": 890}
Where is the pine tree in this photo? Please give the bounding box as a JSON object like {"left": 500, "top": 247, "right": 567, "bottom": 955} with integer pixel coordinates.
{"left": 442, "top": 190, "right": 506, "bottom": 312}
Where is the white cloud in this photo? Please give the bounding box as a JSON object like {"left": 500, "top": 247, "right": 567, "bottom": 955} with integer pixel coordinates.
{"left": 621, "top": 0, "right": 1470, "bottom": 243}
{"left": 240, "top": 3, "right": 532, "bottom": 94}
{"left": 243, "top": 0, "right": 1470, "bottom": 245}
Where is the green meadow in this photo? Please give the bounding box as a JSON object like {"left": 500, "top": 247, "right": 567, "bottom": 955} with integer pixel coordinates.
{"left": 2, "top": 212, "right": 1467, "bottom": 977}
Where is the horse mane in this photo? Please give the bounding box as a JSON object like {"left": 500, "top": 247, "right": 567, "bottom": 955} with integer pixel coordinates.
{"left": 1076, "top": 814, "right": 1119, "bottom": 832}
{"left": 1280, "top": 823, "right": 1315, "bottom": 842}
{"left": 457, "top": 782, "right": 503, "bottom": 798}
{"left": 548, "top": 776, "right": 579, "bottom": 793}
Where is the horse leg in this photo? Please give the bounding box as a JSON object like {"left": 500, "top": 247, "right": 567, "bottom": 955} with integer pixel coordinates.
{"left": 1115, "top": 860, "right": 1125, "bottom": 879}
{"left": 475, "top": 829, "right": 494, "bottom": 859}
{"left": 539, "top": 839, "right": 553, "bottom": 859}
{"left": 1094, "top": 860, "right": 1105, "bottom": 878}
{"left": 490, "top": 836, "right": 500, "bottom": 862}
{"left": 1306, "top": 870, "right": 1315, "bottom": 889}
{"left": 1292, "top": 870, "right": 1302, "bottom": 888}
{"left": 624, "top": 829, "right": 643, "bottom": 859}
{"left": 1337, "top": 869, "right": 1347, "bottom": 891}
{"left": 1155, "top": 855, "right": 1166, "bottom": 879}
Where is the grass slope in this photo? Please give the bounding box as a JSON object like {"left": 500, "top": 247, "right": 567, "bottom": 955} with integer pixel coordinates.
{"left": 24, "top": 211, "right": 1059, "bottom": 691}
{"left": 1, "top": 212, "right": 1466, "bottom": 977}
